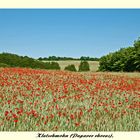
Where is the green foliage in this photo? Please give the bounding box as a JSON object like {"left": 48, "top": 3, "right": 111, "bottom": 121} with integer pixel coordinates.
{"left": 45, "top": 62, "right": 60, "bottom": 70}
{"left": 78, "top": 61, "right": 90, "bottom": 72}
{"left": 0, "top": 53, "right": 60, "bottom": 70}
{"left": 99, "top": 38, "right": 140, "bottom": 72}
{"left": 38, "top": 56, "right": 99, "bottom": 61}
{"left": 0, "top": 63, "right": 9, "bottom": 68}
{"left": 80, "top": 56, "right": 99, "bottom": 61}
{"left": 133, "top": 37, "right": 140, "bottom": 70}
{"left": 64, "top": 64, "right": 77, "bottom": 72}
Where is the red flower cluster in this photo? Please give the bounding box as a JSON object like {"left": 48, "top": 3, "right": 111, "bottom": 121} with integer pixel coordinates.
{"left": 0, "top": 68, "right": 140, "bottom": 131}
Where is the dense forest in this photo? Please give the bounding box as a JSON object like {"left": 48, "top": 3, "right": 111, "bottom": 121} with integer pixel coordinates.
{"left": 99, "top": 38, "right": 140, "bottom": 72}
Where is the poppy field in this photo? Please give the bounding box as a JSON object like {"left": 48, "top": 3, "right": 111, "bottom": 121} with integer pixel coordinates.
{"left": 0, "top": 68, "right": 140, "bottom": 131}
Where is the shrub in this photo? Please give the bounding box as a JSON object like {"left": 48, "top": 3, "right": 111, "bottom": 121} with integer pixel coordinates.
{"left": 78, "top": 61, "right": 90, "bottom": 71}
{"left": 64, "top": 64, "right": 77, "bottom": 72}
{"left": 50, "top": 62, "right": 60, "bottom": 70}
{"left": 45, "top": 62, "right": 60, "bottom": 70}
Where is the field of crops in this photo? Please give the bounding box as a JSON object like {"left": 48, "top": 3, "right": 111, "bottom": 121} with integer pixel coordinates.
{"left": 0, "top": 68, "right": 140, "bottom": 131}
{"left": 43, "top": 60, "right": 99, "bottom": 72}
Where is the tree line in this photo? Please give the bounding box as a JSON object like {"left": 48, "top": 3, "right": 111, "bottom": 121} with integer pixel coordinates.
{"left": 0, "top": 53, "right": 90, "bottom": 71}
{"left": 99, "top": 38, "right": 140, "bottom": 72}
{"left": 1, "top": 37, "right": 140, "bottom": 72}
{"left": 0, "top": 53, "right": 60, "bottom": 70}
{"left": 38, "top": 56, "right": 99, "bottom": 61}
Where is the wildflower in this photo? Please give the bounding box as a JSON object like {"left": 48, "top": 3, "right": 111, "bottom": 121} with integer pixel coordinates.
{"left": 14, "top": 120, "right": 18, "bottom": 123}
{"left": 5, "top": 111, "right": 9, "bottom": 116}
{"left": 70, "top": 114, "right": 75, "bottom": 120}
{"left": 75, "top": 122, "right": 80, "bottom": 127}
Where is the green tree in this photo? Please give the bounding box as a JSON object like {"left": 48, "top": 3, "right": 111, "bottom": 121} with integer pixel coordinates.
{"left": 0, "top": 52, "right": 60, "bottom": 70}
{"left": 99, "top": 37, "right": 140, "bottom": 72}
{"left": 79, "top": 61, "right": 90, "bottom": 71}
{"left": 133, "top": 38, "right": 140, "bottom": 71}
{"left": 64, "top": 64, "right": 77, "bottom": 72}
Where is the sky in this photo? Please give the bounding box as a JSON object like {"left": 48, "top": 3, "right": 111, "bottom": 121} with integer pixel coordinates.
{"left": 0, "top": 9, "right": 140, "bottom": 58}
